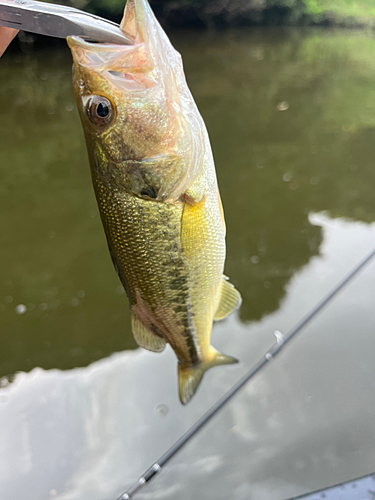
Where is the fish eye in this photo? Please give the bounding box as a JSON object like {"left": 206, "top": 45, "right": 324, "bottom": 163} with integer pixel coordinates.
{"left": 87, "top": 95, "right": 115, "bottom": 126}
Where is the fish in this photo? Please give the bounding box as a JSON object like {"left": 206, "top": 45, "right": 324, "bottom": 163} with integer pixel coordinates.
{"left": 67, "top": 0, "right": 242, "bottom": 404}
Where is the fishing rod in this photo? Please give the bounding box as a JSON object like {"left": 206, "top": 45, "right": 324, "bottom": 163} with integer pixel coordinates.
{"left": 116, "top": 246, "right": 375, "bottom": 500}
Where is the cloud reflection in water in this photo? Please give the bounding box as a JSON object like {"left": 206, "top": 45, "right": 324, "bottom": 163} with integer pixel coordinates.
{"left": 1, "top": 215, "right": 375, "bottom": 500}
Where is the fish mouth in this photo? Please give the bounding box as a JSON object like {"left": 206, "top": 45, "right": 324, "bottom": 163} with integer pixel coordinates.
{"left": 67, "top": 35, "right": 134, "bottom": 52}
{"left": 67, "top": 34, "right": 155, "bottom": 78}
{"left": 67, "top": 0, "right": 159, "bottom": 71}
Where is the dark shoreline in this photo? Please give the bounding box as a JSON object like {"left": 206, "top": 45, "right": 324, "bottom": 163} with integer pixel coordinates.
{"left": 4, "top": 22, "right": 375, "bottom": 58}
{"left": 3, "top": 0, "right": 375, "bottom": 57}
{"left": 89, "top": 0, "right": 375, "bottom": 30}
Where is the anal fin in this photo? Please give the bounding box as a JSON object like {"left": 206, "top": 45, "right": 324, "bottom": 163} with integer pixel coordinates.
{"left": 131, "top": 312, "right": 166, "bottom": 353}
{"left": 214, "top": 276, "right": 242, "bottom": 321}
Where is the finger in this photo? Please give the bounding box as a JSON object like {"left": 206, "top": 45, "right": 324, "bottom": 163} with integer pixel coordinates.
{"left": 0, "top": 27, "right": 19, "bottom": 57}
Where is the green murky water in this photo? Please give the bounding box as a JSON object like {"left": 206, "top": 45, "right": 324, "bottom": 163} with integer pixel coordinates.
{"left": 1, "top": 28, "right": 375, "bottom": 500}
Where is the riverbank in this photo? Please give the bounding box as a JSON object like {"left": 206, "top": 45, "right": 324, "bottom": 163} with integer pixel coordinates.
{"left": 80, "top": 0, "right": 375, "bottom": 29}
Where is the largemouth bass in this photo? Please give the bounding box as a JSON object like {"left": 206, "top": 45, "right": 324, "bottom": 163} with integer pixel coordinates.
{"left": 67, "top": 0, "right": 241, "bottom": 404}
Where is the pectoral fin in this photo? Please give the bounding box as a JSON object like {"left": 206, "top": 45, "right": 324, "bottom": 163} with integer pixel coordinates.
{"left": 214, "top": 276, "right": 242, "bottom": 321}
{"left": 131, "top": 312, "right": 166, "bottom": 353}
{"left": 181, "top": 194, "right": 207, "bottom": 258}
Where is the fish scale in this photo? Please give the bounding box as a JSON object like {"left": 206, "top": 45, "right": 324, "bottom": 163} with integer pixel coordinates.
{"left": 95, "top": 174, "right": 198, "bottom": 359}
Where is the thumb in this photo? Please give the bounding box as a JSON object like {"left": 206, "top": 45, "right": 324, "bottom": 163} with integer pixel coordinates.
{"left": 0, "top": 27, "right": 18, "bottom": 57}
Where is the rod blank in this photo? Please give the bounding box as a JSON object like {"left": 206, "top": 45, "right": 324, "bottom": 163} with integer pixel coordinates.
{"left": 117, "top": 246, "right": 375, "bottom": 500}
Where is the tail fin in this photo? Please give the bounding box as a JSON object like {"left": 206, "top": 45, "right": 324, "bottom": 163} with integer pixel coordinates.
{"left": 178, "top": 349, "right": 238, "bottom": 405}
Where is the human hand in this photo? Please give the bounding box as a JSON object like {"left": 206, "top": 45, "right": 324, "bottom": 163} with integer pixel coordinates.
{"left": 0, "top": 27, "right": 18, "bottom": 57}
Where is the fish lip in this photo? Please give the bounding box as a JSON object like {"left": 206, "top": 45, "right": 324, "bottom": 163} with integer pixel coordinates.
{"left": 67, "top": 35, "right": 135, "bottom": 52}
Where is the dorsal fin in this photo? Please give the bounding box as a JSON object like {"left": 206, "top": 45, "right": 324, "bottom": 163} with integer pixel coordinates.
{"left": 214, "top": 276, "right": 242, "bottom": 321}
{"left": 131, "top": 312, "right": 166, "bottom": 352}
